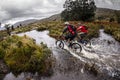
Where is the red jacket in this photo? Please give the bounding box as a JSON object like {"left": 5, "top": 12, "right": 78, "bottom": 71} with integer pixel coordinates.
{"left": 77, "top": 26, "right": 88, "bottom": 33}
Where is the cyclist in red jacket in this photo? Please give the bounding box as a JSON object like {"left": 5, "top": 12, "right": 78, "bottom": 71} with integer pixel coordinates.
{"left": 77, "top": 23, "right": 88, "bottom": 43}
{"left": 63, "top": 22, "right": 77, "bottom": 41}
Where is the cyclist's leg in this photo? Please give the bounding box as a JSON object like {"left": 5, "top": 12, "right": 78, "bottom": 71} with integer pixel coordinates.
{"left": 83, "top": 33, "right": 91, "bottom": 46}
{"left": 64, "top": 34, "right": 69, "bottom": 41}
{"left": 81, "top": 33, "right": 89, "bottom": 45}
{"left": 68, "top": 34, "right": 76, "bottom": 47}
{"left": 64, "top": 34, "right": 71, "bottom": 46}
{"left": 77, "top": 33, "right": 84, "bottom": 43}
{"left": 80, "top": 33, "right": 85, "bottom": 39}
{"left": 80, "top": 33, "right": 88, "bottom": 43}
{"left": 76, "top": 33, "right": 81, "bottom": 42}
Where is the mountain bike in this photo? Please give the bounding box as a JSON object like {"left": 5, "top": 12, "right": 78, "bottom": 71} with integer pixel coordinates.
{"left": 76, "top": 33, "right": 92, "bottom": 49}
{"left": 78, "top": 38, "right": 91, "bottom": 48}
{"left": 56, "top": 35, "right": 82, "bottom": 53}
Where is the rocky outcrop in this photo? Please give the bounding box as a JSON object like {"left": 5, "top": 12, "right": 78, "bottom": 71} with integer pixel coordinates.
{"left": 0, "top": 60, "right": 9, "bottom": 74}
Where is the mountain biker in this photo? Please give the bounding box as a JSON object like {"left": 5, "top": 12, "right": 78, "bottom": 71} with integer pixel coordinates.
{"left": 62, "top": 22, "right": 77, "bottom": 47}
{"left": 77, "top": 23, "right": 88, "bottom": 43}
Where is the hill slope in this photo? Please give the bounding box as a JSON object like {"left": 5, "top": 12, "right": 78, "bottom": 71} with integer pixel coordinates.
{"left": 95, "top": 8, "right": 120, "bottom": 20}
{"left": 10, "top": 8, "right": 120, "bottom": 27}
{"left": 38, "top": 8, "right": 120, "bottom": 22}
{"left": 38, "top": 14, "right": 61, "bottom": 22}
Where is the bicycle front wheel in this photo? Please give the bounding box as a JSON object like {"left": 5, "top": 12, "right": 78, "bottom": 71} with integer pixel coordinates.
{"left": 56, "top": 40, "right": 64, "bottom": 49}
{"left": 71, "top": 43, "right": 82, "bottom": 53}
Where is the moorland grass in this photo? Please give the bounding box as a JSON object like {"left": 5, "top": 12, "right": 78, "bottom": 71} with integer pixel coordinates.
{"left": 0, "top": 35, "right": 53, "bottom": 75}
{"left": 104, "top": 23, "right": 120, "bottom": 42}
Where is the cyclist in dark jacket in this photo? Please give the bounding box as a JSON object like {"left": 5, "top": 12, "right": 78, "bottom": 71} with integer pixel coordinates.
{"left": 62, "top": 22, "right": 77, "bottom": 47}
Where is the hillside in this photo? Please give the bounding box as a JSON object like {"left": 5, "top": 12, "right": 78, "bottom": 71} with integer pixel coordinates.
{"left": 13, "top": 19, "right": 37, "bottom": 27}
{"left": 95, "top": 8, "right": 120, "bottom": 20}
{"left": 11, "top": 8, "right": 120, "bottom": 27}
{"left": 38, "top": 14, "right": 61, "bottom": 22}
{"left": 38, "top": 8, "right": 120, "bottom": 22}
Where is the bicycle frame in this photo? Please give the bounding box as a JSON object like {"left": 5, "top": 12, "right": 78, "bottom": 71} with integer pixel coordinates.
{"left": 58, "top": 35, "right": 78, "bottom": 47}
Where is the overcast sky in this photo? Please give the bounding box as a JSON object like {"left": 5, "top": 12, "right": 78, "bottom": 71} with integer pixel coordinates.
{"left": 0, "top": 0, "right": 120, "bottom": 23}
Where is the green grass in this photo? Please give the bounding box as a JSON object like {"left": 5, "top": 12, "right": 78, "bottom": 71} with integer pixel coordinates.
{"left": 82, "top": 22, "right": 100, "bottom": 39}
{"left": 35, "top": 21, "right": 100, "bottom": 39}
{"left": 0, "top": 35, "right": 53, "bottom": 75}
{"left": 36, "top": 21, "right": 63, "bottom": 38}
{"left": 4, "top": 20, "right": 119, "bottom": 42}
{"left": 14, "top": 26, "right": 32, "bottom": 33}
{"left": 0, "top": 31, "right": 8, "bottom": 41}
{"left": 104, "top": 23, "right": 120, "bottom": 42}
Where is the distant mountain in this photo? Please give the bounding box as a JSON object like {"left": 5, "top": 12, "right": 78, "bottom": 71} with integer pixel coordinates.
{"left": 37, "top": 14, "right": 61, "bottom": 22}
{"left": 12, "top": 14, "right": 61, "bottom": 27}
{"left": 95, "top": 8, "right": 120, "bottom": 19}
{"left": 0, "top": 19, "right": 37, "bottom": 31}
{"left": 13, "top": 19, "right": 37, "bottom": 27}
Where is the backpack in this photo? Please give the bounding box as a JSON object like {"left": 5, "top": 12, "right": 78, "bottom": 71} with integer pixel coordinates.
{"left": 69, "top": 25, "right": 76, "bottom": 31}
{"left": 68, "top": 25, "right": 76, "bottom": 35}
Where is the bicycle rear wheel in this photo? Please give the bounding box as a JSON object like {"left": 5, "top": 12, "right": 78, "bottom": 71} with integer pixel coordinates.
{"left": 71, "top": 43, "right": 82, "bottom": 53}
{"left": 56, "top": 40, "right": 64, "bottom": 49}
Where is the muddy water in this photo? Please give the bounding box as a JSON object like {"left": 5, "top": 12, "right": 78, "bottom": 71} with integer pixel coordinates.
{"left": 2, "top": 30, "right": 120, "bottom": 80}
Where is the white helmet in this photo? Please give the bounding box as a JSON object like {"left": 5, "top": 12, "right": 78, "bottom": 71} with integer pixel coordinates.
{"left": 78, "top": 22, "right": 82, "bottom": 26}
{"left": 64, "top": 22, "right": 69, "bottom": 25}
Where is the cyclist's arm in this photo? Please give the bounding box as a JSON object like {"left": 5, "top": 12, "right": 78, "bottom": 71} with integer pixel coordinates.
{"left": 63, "top": 26, "right": 68, "bottom": 34}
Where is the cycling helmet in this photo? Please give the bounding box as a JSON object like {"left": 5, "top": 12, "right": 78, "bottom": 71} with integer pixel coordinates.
{"left": 78, "top": 22, "right": 82, "bottom": 26}
{"left": 64, "top": 22, "right": 69, "bottom": 25}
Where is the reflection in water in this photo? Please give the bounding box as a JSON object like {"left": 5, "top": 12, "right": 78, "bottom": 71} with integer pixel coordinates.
{"left": 2, "top": 30, "right": 120, "bottom": 80}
